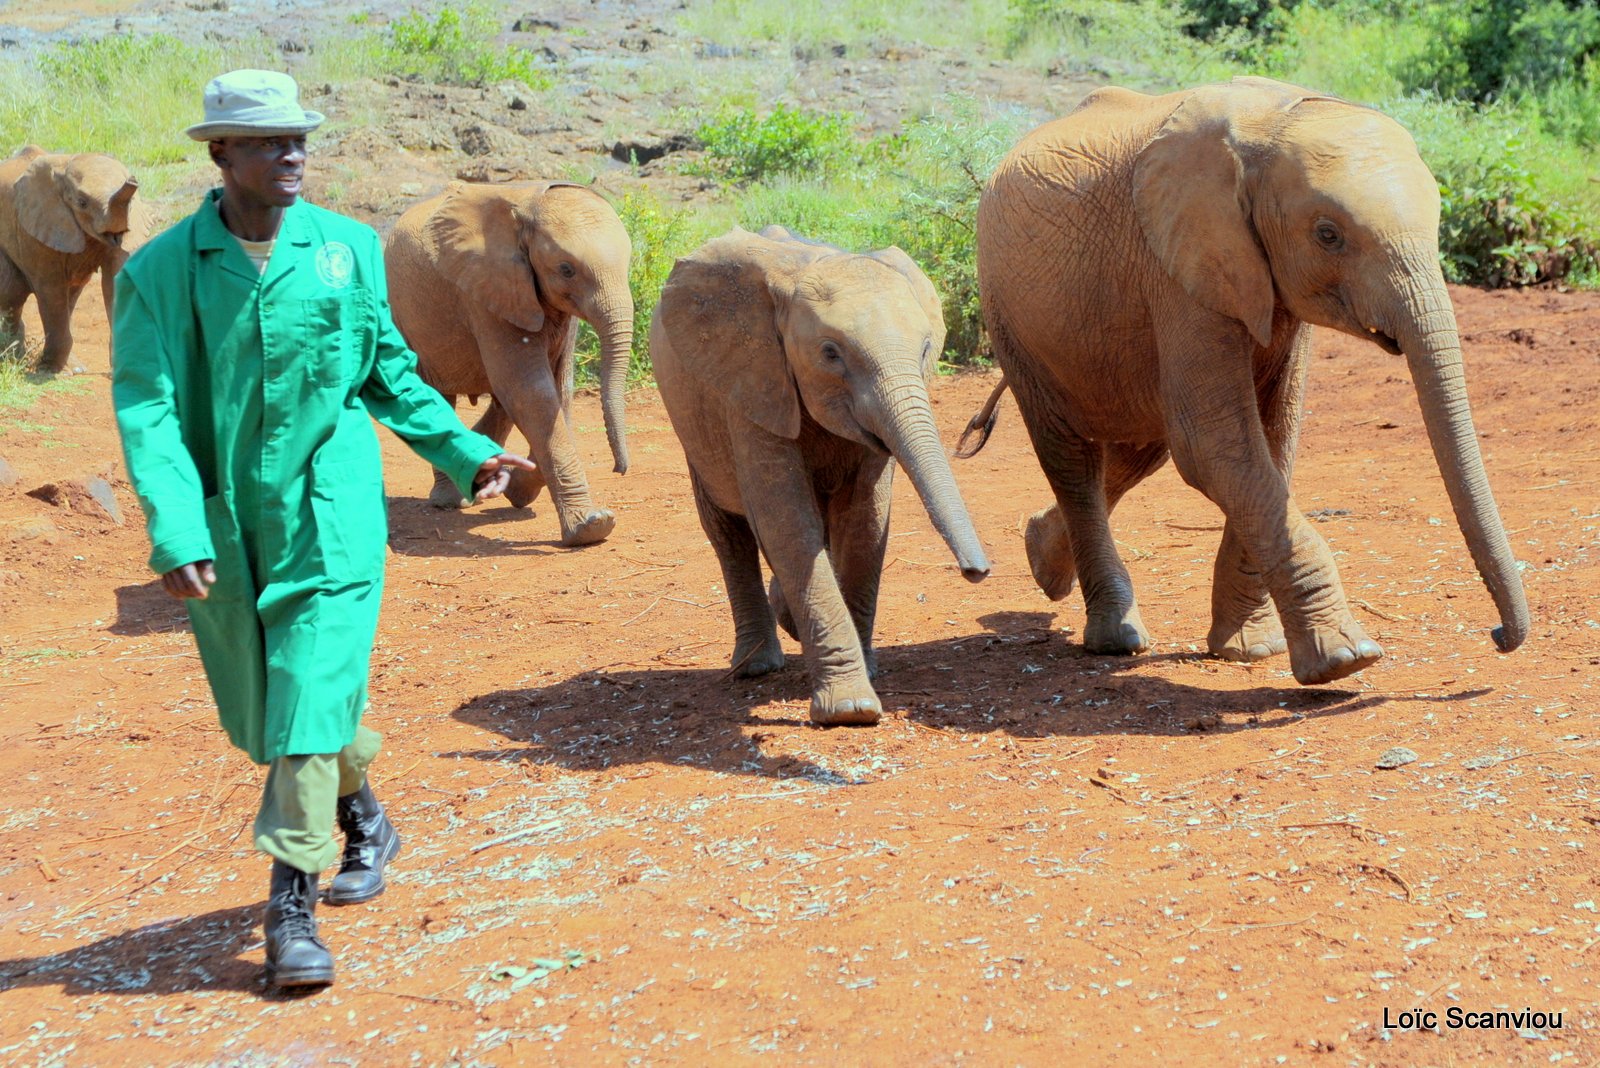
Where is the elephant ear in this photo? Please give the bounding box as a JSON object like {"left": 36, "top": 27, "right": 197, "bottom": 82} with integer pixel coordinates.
{"left": 867, "top": 245, "right": 946, "bottom": 371}
{"left": 423, "top": 181, "right": 545, "bottom": 334}
{"left": 1133, "top": 85, "right": 1275, "bottom": 348}
{"left": 14, "top": 155, "right": 86, "bottom": 254}
{"left": 659, "top": 230, "right": 803, "bottom": 440}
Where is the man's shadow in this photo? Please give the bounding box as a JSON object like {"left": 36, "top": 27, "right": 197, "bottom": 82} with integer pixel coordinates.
{"left": 109, "top": 580, "right": 190, "bottom": 636}
{"left": 385, "top": 495, "right": 570, "bottom": 559}
{"left": 0, "top": 903, "right": 311, "bottom": 998}
{"left": 446, "top": 609, "right": 1445, "bottom": 780}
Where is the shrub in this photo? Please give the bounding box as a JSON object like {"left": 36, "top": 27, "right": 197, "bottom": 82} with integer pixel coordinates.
{"left": 380, "top": 3, "right": 552, "bottom": 89}
{"left": 1435, "top": 134, "right": 1600, "bottom": 285}
{"left": 574, "top": 191, "right": 712, "bottom": 387}
{"left": 1403, "top": 0, "right": 1600, "bottom": 103}
{"left": 693, "top": 105, "right": 859, "bottom": 183}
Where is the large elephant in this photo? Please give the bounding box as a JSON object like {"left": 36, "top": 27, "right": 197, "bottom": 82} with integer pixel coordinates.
{"left": 0, "top": 145, "right": 148, "bottom": 374}
{"left": 652, "top": 226, "right": 990, "bottom": 726}
{"left": 384, "top": 180, "right": 633, "bottom": 546}
{"left": 971, "top": 77, "right": 1528, "bottom": 685}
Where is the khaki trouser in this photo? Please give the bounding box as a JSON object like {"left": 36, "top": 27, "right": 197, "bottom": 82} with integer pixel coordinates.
{"left": 253, "top": 726, "right": 382, "bottom": 874}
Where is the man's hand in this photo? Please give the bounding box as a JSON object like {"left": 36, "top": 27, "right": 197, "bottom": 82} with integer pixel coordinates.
{"left": 472, "top": 453, "right": 538, "bottom": 503}
{"left": 162, "top": 560, "right": 217, "bottom": 600}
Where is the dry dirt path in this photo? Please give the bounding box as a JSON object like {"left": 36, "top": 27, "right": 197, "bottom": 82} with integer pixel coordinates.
{"left": 1, "top": 282, "right": 1597, "bottom": 1065}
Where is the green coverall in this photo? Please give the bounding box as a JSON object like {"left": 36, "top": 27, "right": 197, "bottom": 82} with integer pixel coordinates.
{"left": 113, "top": 190, "right": 499, "bottom": 870}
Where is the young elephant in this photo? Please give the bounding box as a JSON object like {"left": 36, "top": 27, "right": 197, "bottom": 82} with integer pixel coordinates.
{"left": 0, "top": 146, "right": 148, "bottom": 374}
{"left": 973, "top": 77, "right": 1528, "bottom": 684}
{"left": 385, "top": 180, "right": 632, "bottom": 546}
{"left": 652, "top": 227, "right": 990, "bottom": 726}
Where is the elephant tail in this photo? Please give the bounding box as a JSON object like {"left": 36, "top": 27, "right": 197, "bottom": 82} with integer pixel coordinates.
{"left": 955, "top": 377, "right": 1008, "bottom": 459}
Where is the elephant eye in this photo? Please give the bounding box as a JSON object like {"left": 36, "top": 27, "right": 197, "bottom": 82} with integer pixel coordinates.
{"left": 1314, "top": 221, "right": 1344, "bottom": 250}
{"left": 821, "top": 341, "right": 843, "bottom": 363}
{"left": 558, "top": 262, "right": 576, "bottom": 279}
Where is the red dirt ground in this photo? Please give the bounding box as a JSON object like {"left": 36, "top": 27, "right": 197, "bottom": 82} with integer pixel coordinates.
{"left": 1, "top": 282, "right": 1597, "bottom": 1065}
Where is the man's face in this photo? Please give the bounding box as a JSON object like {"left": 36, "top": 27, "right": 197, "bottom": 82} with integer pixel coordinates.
{"left": 210, "top": 135, "right": 307, "bottom": 208}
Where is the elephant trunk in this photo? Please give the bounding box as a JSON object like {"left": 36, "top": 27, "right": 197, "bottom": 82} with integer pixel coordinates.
{"left": 870, "top": 374, "right": 990, "bottom": 582}
{"left": 592, "top": 290, "right": 634, "bottom": 475}
{"left": 1393, "top": 270, "right": 1528, "bottom": 652}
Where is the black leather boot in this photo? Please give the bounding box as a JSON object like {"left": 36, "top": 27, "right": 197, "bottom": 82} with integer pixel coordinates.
{"left": 264, "top": 860, "right": 334, "bottom": 989}
{"left": 326, "top": 780, "right": 401, "bottom": 905}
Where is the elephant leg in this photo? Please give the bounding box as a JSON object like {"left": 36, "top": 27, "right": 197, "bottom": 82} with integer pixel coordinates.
{"left": 475, "top": 316, "right": 613, "bottom": 546}
{"left": 0, "top": 255, "right": 28, "bottom": 351}
{"left": 1012, "top": 380, "right": 1150, "bottom": 655}
{"left": 1207, "top": 329, "right": 1311, "bottom": 663}
{"left": 692, "top": 469, "right": 784, "bottom": 678}
{"left": 733, "top": 430, "right": 877, "bottom": 726}
{"left": 36, "top": 282, "right": 85, "bottom": 375}
{"left": 427, "top": 392, "right": 470, "bottom": 508}
{"left": 1025, "top": 442, "right": 1168, "bottom": 603}
{"left": 474, "top": 397, "right": 546, "bottom": 509}
{"left": 823, "top": 453, "right": 893, "bottom": 680}
{"left": 1160, "top": 319, "right": 1379, "bottom": 685}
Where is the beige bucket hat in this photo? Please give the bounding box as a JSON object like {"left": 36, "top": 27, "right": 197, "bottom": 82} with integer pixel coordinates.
{"left": 185, "top": 69, "right": 325, "bottom": 141}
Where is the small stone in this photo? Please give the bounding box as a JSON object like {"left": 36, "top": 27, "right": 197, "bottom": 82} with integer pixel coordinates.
{"left": 82, "top": 477, "right": 124, "bottom": 525}
{"left": 0, "top": 454, "right": 18, "bottom": 486}
{"left": 1375, "top": 746, "right": 1419, "bottom": 770}
{"left": 3, "top": 517, "right": 59, "bottom": 544}
{"left": 1185, "top": 713, "right": 1221, "bottom": 732}
{"left": 1462, "top": 754, "right": 1501, "bottom": 770}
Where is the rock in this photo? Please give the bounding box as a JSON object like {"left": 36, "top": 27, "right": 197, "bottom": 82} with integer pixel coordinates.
{"left": 512, "top": 15, "right": 561, "bottom": 31}
{"left": 1375, "top": 746, "right": 1419, "bottom": 770}
{"left": 1462, "top": 753, "right": 1502, "bottom": 770}
{"left": 3, "top": 517, "right": 59, "bottom": 544}
{"left": 0, "top": 454, "right": 18, "bottom": 486}
{"left": 610, "top": 132, "right": 698, "bottom": 166}
{"left": 24, "top": 478, "right": 124, "bottom": 524}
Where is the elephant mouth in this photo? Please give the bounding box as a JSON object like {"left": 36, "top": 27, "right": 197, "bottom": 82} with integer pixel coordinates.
{"left": 1367, "top": 326, "right": 1403, "bottom": 355}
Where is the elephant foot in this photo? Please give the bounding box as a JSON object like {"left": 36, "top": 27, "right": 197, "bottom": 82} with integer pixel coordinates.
{"left": 767, "top": 577, "right": 798, "bottom": 641}
{"left": 1083, "top": 604, "right": 1150, "bottom": 656}
{"left": 503, "top": 467, "right": 546, "bottom": 510}
{"left": 1024, "top": 506, "right": 1077, "bottom": 601}
{"left": 810, "top": 677, "right": 881, "bottom": 727}
{"left": 428, "top": 476, "right": 468, "bottom": 510}
{"left": 559, "top": 509, "right": 615, "bottom": 547}
{"left": 1289, "top": 618, "right": 1383, "bottom": 685}
{"left": 732, "top": 634, "right": 785, "bottom": 677}
{"left": 1208, "top": 602, "right": 1287, "bottom": 663}
{"left": 41, "top": 355, "right": 86, "bottom": 376}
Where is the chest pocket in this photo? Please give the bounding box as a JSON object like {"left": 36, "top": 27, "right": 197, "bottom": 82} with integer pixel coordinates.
{"left": 298, "top": 293, "right": 372, "bottom": 391}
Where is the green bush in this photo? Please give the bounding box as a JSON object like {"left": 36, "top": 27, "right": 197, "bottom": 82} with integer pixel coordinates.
{"left": 1404, "top": 0, "right": 1600, "bottom": 103}
{"left": 693, "top": 105, "right": 858, "bottom": 183}
{"left": 380, "top": 4, "right": 552, "bottom": 88}
{"left": 1435, "top": 133, "right": 1600, "bottom": 285}
{"left": 574, "top": 191, "right": 712, "bottom": 387}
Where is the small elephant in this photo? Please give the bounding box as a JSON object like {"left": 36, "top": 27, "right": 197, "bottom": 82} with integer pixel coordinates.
{"left": 0, "top": 145, "right": 148, "bottom": 374}
{"left": 652, "top": 226, "right": 990, "bottom": 726}
{"left": 971, "top": 77, "right": 1528, "bottom": 685}
{"left": 385, "top": 180, "right": 633, "bottom": 546}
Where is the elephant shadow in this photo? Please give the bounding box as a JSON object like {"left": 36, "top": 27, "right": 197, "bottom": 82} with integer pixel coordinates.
{"left": 0, "top": 903, "right": 309, "bottom": 999}
{"left": 109, "top": 579, "right": 191, "bottom": 636}
{"left": 384, "top": 495, "right": 569, "bottom": 559}
{"left": 446, "top": 610, "right": 1459, "bottom": 779}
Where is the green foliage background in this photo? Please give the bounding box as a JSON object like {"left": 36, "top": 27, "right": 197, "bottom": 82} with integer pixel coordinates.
{"left": 1, "top": 0, "right": 1597, "bottom": 390}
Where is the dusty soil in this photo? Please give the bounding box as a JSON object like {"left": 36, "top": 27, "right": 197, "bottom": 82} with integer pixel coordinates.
{"left": 3, "top": 2, "right": 1600, "bottom": 1066}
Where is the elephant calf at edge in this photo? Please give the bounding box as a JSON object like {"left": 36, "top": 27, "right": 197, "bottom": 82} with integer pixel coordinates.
{"left": 385, "top": 180, "right": 633, "bottom": 546}
{"left": 0, "top": 146, "right": 148, "bottom": 374}
{"left": 971, "top": 77, "right": 1528, "bottom": 685}
{"left": 652, "top": 226, "right": 990, "bottom": 726}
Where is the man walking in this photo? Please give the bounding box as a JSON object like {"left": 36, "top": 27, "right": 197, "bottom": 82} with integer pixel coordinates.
{"left": 112, "top": 70, "right": 537, "bottom": 990}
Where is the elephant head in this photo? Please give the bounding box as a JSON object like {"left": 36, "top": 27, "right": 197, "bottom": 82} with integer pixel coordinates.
{"left": 424, "top": 180, "right": 634, "bottom": 473}
{"left": 1131, "top": 77, "right": 1528, "bottom": 653}
{"left": 13, "top": 149, "right": 145, "bottom": 254}
{"left": 660, "top": 228, "right": 988, "bottom": 580}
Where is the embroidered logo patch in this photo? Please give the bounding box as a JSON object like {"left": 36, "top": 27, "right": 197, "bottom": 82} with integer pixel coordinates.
{"left": 315, "top": 241, "right": 354, "bottom": 289}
